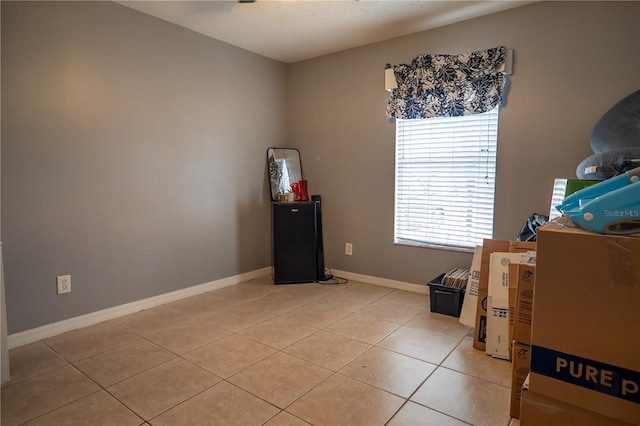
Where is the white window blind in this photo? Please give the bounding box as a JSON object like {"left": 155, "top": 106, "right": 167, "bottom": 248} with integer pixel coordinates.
{"left": 549, "top": 179, "right": 569, "bottom": 220}
{"left": 394, "top": 107, "right": 499, "bottom": 251}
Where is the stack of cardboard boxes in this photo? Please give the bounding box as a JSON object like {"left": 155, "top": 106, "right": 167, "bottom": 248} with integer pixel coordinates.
{"left": 461, "top": 223, "right": 639, "bottom": 423}
{"left": 471, "top": 240, "right": 536, "bottom": 354}
{"left": 521, "top": 221, "right": 639, "bottom": 425}
{"left": 460, "top": 239, "right": 536, "bottom": 418}
{"left": 509, "top": 255, "right": 537, "bottom": 419}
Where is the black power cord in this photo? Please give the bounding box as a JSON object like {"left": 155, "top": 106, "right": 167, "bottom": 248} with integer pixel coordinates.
{"left": 317, "top": 267, "right": 348, "bottom": 285}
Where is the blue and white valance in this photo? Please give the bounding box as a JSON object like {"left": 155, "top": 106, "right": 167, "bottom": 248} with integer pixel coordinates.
{"left": 386, "top": 46, "right": 507, "bottom": 119}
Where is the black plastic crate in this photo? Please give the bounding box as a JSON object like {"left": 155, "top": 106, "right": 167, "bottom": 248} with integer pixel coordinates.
{"left": 428, "top": 273, "right": 466, "bottom": 317}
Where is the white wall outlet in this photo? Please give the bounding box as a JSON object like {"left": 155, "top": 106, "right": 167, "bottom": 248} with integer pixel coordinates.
{"left": 345, "top": 242, "right": 353, "bottom": 256}
{"left": 56, "top": 275, "right": 71, "bottom": 294}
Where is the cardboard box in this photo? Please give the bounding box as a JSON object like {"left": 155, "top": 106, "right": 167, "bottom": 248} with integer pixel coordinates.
{"left": 512, "top": 254, "right": 536, "bottom": 345}
{"left": 473, "top": 239, "right": 536, "bottom": 351}
{"left": 510, "top": 342, "right": 531, "bottom": 419}
{"left": 488, "top": 252, "right": 524, "bottom": 309}
{"left": 521, "top": 386, "right": 633, "bottom": 426}
{"left": 486, "top": 298, "right": 510, "bottom": 360}
{"left": 459, "top": 246, "right": 482, "bottom": 327}
{"left": 508, "top": 266, "right": 517, "bottom": 348}
{"left": 506, "top": 253, "right": 535, "bottom": 348}
{"left": 486, "top": 251, "right": 524, "bottom": 359}
{"left": 529, "top": 221, "right": 640, "bottom": 424}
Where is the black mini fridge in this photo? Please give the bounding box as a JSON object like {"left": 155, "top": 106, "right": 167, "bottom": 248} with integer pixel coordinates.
{"left": 272, "top": 202, "right": 317, "bottom": 284}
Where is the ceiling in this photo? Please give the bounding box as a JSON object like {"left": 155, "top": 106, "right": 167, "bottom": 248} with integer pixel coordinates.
{"left": 117, "top": 0, "right": 532, "bottom": 63}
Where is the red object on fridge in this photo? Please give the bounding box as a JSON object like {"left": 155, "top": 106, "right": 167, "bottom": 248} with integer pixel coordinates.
{"left": 297, "top": 180, "right": 309, "bottom": 201}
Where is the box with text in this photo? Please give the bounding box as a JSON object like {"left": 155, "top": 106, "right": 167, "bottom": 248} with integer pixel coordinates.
{"left": 529, "top": 222, "right": 640, "bottom": 424}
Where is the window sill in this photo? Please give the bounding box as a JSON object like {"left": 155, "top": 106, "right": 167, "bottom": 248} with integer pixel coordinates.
{"left": 394, "top": 240, "right": 475, "bottom": 254}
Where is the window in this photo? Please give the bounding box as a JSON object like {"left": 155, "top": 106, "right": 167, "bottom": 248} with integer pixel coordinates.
{"left": 394, "top": 107, "right": 499, "bottom": 251}
{"left": 549, "top": 179, "right": 569, "bottom": 221}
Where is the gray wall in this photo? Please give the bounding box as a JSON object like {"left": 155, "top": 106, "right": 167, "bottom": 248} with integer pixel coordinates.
{"left": 286, "top": 1, "right": 640, "bottom": 285}
{"left": 2, "top": 1, "right": 286, "bottom": 334}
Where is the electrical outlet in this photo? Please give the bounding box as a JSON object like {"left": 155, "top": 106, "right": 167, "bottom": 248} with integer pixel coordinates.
{"left": 56, "top": 275, "right": 71, "bottom": 294}
{"left": 345, "top": 242, "right": 353, "bottom": 256}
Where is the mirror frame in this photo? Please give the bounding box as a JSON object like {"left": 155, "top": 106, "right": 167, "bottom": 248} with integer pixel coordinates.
{"left": 267, "top": 147, "right": 303, "bottom": 202}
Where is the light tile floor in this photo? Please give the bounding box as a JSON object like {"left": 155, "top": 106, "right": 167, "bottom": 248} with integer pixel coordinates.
{"left": 1, "top": 277, "right": 520, "bottom": 426}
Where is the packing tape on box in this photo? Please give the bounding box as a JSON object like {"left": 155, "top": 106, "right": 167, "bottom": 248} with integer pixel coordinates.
{"left": 607, "top": 239, "right": 639, "bottom": 288}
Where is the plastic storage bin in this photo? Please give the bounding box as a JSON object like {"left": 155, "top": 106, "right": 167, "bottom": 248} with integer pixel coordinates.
{"left": 428, "top": 273, "right": 466, "bottom": 317}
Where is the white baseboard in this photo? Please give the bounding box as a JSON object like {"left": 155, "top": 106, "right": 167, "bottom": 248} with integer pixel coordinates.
{"left": 330, "top": 269, "right": 429, "bottom": 295}
{"left": 8, "top": 267, "right": 271, "bottom": 349}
